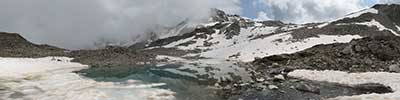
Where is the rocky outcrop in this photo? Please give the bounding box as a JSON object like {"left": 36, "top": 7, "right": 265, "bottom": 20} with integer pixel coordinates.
{"left": 221, "top": 36, "right": 400, "bottom": 100}
{"left": 253, "top": 36, "right": 400, "bottom": 72}
{"left": 0, "top": 32, "right": 65, "bottom": 57}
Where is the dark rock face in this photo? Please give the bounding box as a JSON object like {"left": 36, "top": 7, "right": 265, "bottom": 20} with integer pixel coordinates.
{"left": 373, "top": 4, "right": 400, "bottom": 25}
{"left": 224, "top": 21, "right": 241, "bottom": 39}
{"left": 260, "top": 21, "right": 286, "bottom": 27}
{"left": 253, "top": 36, "right": 400, "bottom": 72}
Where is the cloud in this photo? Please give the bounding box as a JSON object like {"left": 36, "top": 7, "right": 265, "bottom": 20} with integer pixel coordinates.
{"left": 255, "top": 11, "right": 272, "bottom": 21}
{"left": 0, "top": 0, "right": 241, "bottom": 49}
{"left": 255, "top": 0, "right": 368, "bottom": 23}
{"left": 378, "top": 0, "right": 400, "bottom": 4}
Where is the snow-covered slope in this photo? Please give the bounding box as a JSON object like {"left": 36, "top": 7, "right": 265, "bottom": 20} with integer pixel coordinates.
{"left": 0, "top": 57, "right": 175, "bottom": 100}
{"left": 163, "top": 30, "right": 360, "bottom": 62}
{"left": 146, "top": 5, "right": 400, "bottom": 62}
{"left": 342, "top": 8, "right": 379, "bottom": 19}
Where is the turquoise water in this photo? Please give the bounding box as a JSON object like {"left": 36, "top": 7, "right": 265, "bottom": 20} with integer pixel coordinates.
{"left": 79, "top": 64, "right": 223, "bottom": 100}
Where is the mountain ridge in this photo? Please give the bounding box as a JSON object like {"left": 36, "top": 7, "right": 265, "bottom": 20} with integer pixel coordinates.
{"left": 144, "top": 4, "right": 400, "bottom": 61}
{"left": 1, "top": 4, "right": 400, "bottom": 100}
{"left": 1, "top": 4, "right": 400, "bottom": 62}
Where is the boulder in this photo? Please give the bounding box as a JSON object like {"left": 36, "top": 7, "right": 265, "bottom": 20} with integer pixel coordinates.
{"left": 389, "top": 64, "right": 400, "bottom": 73}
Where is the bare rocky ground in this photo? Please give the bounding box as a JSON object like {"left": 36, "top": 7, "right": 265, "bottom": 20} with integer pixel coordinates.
{"left": 219, "top": 36, "right": 400, "bottom": 100}
{"left": 253, "top": 36, "right": 400, "bottom": 73}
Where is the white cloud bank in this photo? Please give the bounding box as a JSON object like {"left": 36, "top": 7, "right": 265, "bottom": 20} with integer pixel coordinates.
{"left": 255, "top": 0, "right": 367, "bottom": 23}
{"left": 0, "top": 0, "right": 241, "bottom": 49}
{"left": 254, "top": 0, "right": 400, "bottom": 24}
{"left": 0, "top": 0, "right": 398, "bottom": 49}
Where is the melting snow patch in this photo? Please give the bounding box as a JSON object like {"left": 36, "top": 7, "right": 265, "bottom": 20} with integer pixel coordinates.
{"left": 163, "top": 36, "right": 196, "bottom": 48}
{"left": 337, "top": 19, "right": 399, "bottom": 36}
{"left": 343, "top": 8, "right": 378, "bottom": 19}
{"left": 355, "top": 19, "right": 399, "bottom": 36}
{"left": 281, "top": 25, "right": 305, "bottom": 31}
{"left": 201, "top": 34, "right": 361, "bottom": 62}
{"left": 0, "top": 57, "right": 175, "bottom": 100}
{"left": 162, "top": 22, "right": 359, "bottom": 62}
{"left": 254, "top": 22, "right": 263, "bottom": 27}
{"left": 317, "top": 23, "right": 329, "bottom": 28}
{"left": 396, "top": 25, "right": 400, "bottom": 31}
{"left": 288, "top": 70, "right": 400, "bottom": 100}
{"left": 201, "top": 22, "right": 219, "bottom": 27}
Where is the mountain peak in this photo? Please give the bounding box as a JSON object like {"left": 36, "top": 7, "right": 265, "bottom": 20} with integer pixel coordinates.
{"left": 209, "top": 8, "right": 246, "bottom": 23}
{"left": 144, "top": 4, "right": 400, "bottom": 61}
{"left": 209, "top": 8, "right": 229, "bottom": 22}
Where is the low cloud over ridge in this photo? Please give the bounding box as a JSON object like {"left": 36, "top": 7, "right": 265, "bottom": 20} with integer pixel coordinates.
{"left": 0, "top": 0, "right": 240, "bottom": 49}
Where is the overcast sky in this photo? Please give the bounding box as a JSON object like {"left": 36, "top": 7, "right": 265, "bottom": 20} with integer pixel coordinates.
{"left": 0, "top": 0, "right": 397, "bottom": 49}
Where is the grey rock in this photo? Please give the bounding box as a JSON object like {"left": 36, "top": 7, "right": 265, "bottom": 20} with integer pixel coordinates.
{"left": 351, "top": 83, "right": 393, "bottom": 94}
{"left": 9, "top": 92, "right": 25, "bottom": 99}
{"left": 254, "top": 83, "right": 267, "bottom": 91}
{"left": 295, "top": 83, "right": 320, "bottom": 94}
{"left": 274, "top": 74, "right": 285, "bottom": 80}
{"left": 268, "top": 85, "right": 279, "bottom": 90}
{"left": 0, "top": 85, "right": 7, "bottom": 91}
{"left": 389, "top": 64, "right": 400, "bottom": 72}
{"left": 255, "top": 77, "right": 265, "bottom": 82}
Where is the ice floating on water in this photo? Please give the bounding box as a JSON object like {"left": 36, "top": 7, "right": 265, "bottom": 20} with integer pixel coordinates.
{"left": 0, "top": 57, "right": 175, "bottom": 100}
